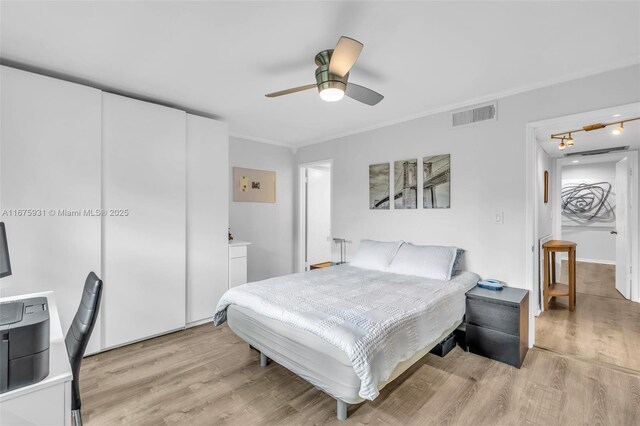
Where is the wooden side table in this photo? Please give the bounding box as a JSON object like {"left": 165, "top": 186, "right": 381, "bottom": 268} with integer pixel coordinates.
{"left": 542, "top": 240, "right": 576, "bottom": 311}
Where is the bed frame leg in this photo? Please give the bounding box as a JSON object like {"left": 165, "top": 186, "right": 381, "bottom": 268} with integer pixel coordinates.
{"left": 336, "top": 399, "right": 348, "bottom": 421}
{"left": 260, "top": 352, "right": 268, "bottom": 367}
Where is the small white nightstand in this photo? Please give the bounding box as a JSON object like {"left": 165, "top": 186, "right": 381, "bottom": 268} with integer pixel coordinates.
{"left": 228, "top": 241, "right": 251, "bottom": 288}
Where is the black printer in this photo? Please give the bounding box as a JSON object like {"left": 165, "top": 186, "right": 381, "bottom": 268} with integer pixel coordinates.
{"left": 0, "top": 222, "right": 51, "bottom": 393}
{"left": 0, "top": 297, "right": 50, "bottom": 393}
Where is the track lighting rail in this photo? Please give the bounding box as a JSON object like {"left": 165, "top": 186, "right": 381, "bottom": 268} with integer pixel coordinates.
{"left": 551, "top": 116, "right": 639, "bottom": 150}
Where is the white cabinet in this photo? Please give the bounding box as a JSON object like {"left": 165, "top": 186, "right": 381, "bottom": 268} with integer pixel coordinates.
{"left": 229, "top": 241, "right": 251, "bottom": 288}
{"left": 1, "top": 67, "right": 229, "bottom": 352}
{"left": 102, "top": 93, "right": 186, "bottom": 348}
{"left": 186, "top": 115, "right": 229, "bottom": 325}
{"left": 0, "top": 66, "right": 103, "bottom": 354}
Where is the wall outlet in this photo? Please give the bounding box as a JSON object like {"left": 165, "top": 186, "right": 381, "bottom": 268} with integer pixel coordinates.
{"left": 495, "top": 212, "right": 504, "bottom": 224}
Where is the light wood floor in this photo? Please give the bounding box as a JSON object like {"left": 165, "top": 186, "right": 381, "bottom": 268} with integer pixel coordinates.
{"left": 80, "top": 323, "right": 640, "bottom": 425}
{"left": 536, "top": 261, "right": 640, "bottom": 372}
{"left": 560, "top": 260, "right": 622, "bottom": 300}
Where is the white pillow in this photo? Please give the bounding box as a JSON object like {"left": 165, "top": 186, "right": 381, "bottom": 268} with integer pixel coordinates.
{"left": 388, "top": 244, "right": 458, "bottom": 280}
{"left": 350, "top": 239, "right": 403, "bottom": 272}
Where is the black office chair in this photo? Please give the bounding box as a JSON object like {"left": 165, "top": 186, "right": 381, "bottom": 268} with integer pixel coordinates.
{"left": 65, "top": 272, "right": 103, "bottom": 426}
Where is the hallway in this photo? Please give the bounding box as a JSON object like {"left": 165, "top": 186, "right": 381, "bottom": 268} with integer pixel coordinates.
{"left": 535, "top": 261, "right": 640, "bottom": 372}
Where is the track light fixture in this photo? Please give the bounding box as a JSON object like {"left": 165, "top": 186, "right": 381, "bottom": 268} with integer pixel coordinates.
{"left": 566, "top": 133, "right": 574, "bottom": 147}
{"left": 612, "top": 122, "right": 624, "bottom": 135}
{"left": 558, "top": 139, "right": 567, "bottom": 150}
{"left": 552, "top": 116, "right": 639, "bottom": 150}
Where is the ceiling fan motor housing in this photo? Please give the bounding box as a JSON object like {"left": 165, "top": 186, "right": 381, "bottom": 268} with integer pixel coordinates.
{"left": 264, "top": 39, "right": 382, "bottom": 105}
{"left": 314, "top": 49, "right": 347, "bottom": 93}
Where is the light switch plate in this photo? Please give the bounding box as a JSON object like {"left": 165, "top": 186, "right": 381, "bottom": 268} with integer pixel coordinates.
{"left": 495, "top": 212, "right": 504, "bottom": 224}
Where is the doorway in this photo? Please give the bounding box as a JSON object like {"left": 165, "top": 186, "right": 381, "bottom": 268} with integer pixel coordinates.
{"left": 557, "top": 155, "right": 632, "bottom": 300}
{"left": 528, "top": 103, "right": 640, "bottom": 372}
{"left": 298, "top": 161, "right": 332, "bottom": 272}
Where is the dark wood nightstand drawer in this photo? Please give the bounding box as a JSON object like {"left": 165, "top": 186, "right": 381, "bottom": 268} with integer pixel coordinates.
{"left": 465, "top": 286, "right": 529, "bottom": 368}
{"left": 466, "top": 323, "right": 526, "bottom": 368}
{"left": 466, "top": 298, "right": 519, "bottom": 336}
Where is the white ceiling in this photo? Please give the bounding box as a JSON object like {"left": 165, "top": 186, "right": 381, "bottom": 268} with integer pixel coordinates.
{"left": 1, "top": 1, "right": 639, "bottom": 147}
{"left": 536, "top": 105, "right": 640, "bottom": 158}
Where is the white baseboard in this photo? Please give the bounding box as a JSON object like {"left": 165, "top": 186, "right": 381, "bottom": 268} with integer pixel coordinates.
{"left": 554, "top": 254, "right": 615, "bottom": 265}
{"left": 186, "top": 318, "right": 212, "bottom": 328}
{"left": 575, "top": 258, "right": 616, "bottom": 265}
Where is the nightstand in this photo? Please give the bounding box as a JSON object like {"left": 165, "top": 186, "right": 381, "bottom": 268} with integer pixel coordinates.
{"left": 465, "top": 286, "right": 529, "bottom": 368}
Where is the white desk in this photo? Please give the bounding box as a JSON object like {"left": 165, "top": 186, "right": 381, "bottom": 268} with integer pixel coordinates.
{"left": 0, "top": 291, "right": 72, "bottom": 426}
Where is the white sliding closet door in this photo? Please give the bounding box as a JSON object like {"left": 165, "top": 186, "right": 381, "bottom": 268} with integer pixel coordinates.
{"left": 186, "top": 115, "right": 229, "bottom": 324}
{"left": 0, "top": 66, "right": 102, "bottom": 353}
{"left": 102, "top": 93, "right": 186, "bottom": 348}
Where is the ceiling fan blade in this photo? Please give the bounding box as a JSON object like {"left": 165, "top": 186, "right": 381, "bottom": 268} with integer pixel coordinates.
{"left": 329, "top": 36, "right": 363, "bottom": 77}
{"left": 265, "top": 84, "right": 316, "bottom": 98}
{"left": 346, "top": 83, "right": 384, "bottom": 106}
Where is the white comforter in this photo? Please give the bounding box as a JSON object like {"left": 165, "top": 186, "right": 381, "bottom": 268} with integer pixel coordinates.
{"left": 213, "top": 265, "right": 479, "bottom": 400}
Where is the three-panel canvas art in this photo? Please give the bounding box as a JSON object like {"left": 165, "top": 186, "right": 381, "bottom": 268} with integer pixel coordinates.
{"left": 369, "top": 154, "right": 450, "bottom": 210}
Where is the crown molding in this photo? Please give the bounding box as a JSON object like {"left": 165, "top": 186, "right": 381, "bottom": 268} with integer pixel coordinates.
{"left": 229, "top": 132, "right": 294, "bottom": 149}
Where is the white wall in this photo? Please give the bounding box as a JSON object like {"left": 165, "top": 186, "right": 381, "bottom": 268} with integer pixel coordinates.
{"left": 561, "top": 161, "right": 617, "bottom": 263}
{"left": 295, "top": 64, "right": 640, "bottom": 287}
{"left": 229, "top": 136, "right": 294, "bottom": 281}
{"left": 537, "top": 148, "right": 554, "bottom": 239}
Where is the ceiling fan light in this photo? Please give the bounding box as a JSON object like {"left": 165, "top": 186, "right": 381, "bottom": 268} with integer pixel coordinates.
{"left": 319, "top": 87, "right": 344, "bottom": 102}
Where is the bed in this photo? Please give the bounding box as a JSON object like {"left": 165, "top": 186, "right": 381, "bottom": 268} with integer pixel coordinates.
{"left": 214, "top": 259, "right": 479, "bottom": 420}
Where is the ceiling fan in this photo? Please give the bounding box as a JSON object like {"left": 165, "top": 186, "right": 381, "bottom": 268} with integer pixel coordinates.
{"left": 265, "top": 36, "right": 384, "bottom": 106}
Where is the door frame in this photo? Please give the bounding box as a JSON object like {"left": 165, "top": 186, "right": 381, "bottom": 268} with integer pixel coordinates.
{"left": 525, "top": 102, "right": 640, "bottom": 346}
{"left": 297, "top": 159, "right": 333, "bottom": 272}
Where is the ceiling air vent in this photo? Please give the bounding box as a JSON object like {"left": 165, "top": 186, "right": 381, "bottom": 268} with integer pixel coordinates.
{"left": 564, "top": 146, "right": 629, "bottom": 157}
{"left": 452, "top": 101, "right": 497, "bottom": 127}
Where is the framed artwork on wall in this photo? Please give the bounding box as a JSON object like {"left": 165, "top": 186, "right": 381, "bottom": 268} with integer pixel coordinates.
{"left": 544, "top": 170, "right": 549, "bottom": 204}
{"left": 233, "top": 167, "right": 276, "bottom": 203}
{"left": 394, "top": 159, "right": 417, "bottom": 209}
{"left": 561, "top": 179, "right": 615, "bottom": 227}
{"left": 423, "top": 154, "right": 450, "bottom": 208}
{"left": 369, "top": 163, "right": 390, "bottom": 209}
